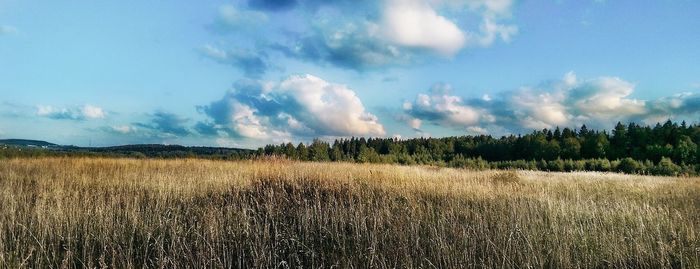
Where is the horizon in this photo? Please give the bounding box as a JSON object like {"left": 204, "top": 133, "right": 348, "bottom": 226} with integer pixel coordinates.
{"left": 1, "top": 0, "right": 699, "bottom": 148}
{"left": 0, "top": 119, "right": 693, "bottom": 150}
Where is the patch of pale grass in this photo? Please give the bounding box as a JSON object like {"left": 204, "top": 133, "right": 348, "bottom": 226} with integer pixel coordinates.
{"left": 0, "top": 158, "right": 697, "bottom": 268}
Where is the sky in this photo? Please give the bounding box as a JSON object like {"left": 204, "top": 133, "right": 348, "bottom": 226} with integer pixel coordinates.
{"left": 0, "top": 0, "right": 699, "bottom": 148}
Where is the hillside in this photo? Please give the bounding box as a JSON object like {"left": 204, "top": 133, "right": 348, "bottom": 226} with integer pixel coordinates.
{"left": 0, "top": 139, "right": 57, "bottom": 147}
{"left": 0, "top": 140, "right": 253, "bottom": 159}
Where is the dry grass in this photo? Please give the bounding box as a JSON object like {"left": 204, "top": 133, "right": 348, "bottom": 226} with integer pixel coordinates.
{"left": 0, "top": 158, "right": 698, "bottom": 268}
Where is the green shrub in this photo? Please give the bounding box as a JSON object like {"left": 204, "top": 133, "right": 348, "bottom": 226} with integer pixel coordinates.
{"left": 651, "top": 157, "right": 681, "bottom": 176}
{"left": 617, "top": 157, "right": 640, "bottom": 174}
{"left": 547, "top": 159, "right": 565, "bottom": 172}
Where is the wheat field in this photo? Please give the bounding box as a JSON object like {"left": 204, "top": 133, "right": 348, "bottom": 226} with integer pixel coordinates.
{"left": 0, "top": 158, "right": 698, "bottom": 268}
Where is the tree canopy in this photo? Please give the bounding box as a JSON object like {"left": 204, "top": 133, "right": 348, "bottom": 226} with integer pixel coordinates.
{"left": 259, "top": 120, "right": 700, "bottom": 176}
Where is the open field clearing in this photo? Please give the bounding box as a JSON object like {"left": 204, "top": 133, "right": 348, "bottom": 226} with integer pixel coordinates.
{"left": 0, "top": 158, "right": 698, "bottom": 268}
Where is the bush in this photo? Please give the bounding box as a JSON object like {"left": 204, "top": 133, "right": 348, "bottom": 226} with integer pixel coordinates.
{"left": 585, "top": 159, "right": 611, "bottom": 172}
{"left": 547, "top": 159, "right": 565, "bottom": 172}
{"left": 610, "top": 160, "right": 621, "bottom": 171}
{"left": 651, "top": 157, "right": 681, "bottom": 176}
{"left": 397, "top": 153, "right": 416, "bottom": 165}
{"left": 617, "top": 157, "right": 640, "bottom": 174}
{"left": 448, "top": 156, "right": 489, "bottom": 170}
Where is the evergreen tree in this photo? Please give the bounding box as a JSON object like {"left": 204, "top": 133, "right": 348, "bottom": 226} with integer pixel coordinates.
{"left": 296, "top": 143, "right": 309, "bottom": 161}
{"left": 309, "top": 139, "right": 330, "bottom": 161}
{"left": 254, "top": 120, "right": 699, "bottom": 176}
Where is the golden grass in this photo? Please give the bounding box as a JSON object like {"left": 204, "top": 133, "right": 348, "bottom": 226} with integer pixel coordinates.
{"left": 0, "top": 158, "right": 698, "bottom": 268}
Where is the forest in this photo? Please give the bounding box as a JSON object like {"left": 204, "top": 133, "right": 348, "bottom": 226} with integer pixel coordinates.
{"left": 259, "top": 120, "right": 700, "bottom": 176}
{"left": 2, "top": 120, "right": 698, "bottom": 176}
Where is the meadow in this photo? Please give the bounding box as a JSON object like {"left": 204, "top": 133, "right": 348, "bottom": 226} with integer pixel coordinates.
{"left": 0, "top": 158, "right": 698, "bottom": 268}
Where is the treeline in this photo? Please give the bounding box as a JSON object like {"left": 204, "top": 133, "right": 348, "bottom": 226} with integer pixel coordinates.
{"left": 82, "top": 144, "right": 253, "bottom": 159}
{"left": 0, "top": 144, "right": 252, "bottom": 160}
{"left": 258, "top": 120, "right": 700, "bottom": 176}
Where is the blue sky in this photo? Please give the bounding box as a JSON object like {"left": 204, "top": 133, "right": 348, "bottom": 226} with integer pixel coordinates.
{"left": 1, "top": 0, "right": 698, "bottom": 148}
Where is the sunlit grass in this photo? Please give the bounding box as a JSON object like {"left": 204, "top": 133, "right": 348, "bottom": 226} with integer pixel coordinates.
{"left": 0, "top": 158, "right": 698, "bottom": 268}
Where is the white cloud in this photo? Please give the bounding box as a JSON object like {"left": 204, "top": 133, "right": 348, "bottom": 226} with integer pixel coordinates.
{"left": 82, "top": 105, "right": 106, "bottom": 119}
{"left": 570, "top": 77, "right": 646, "bottom": 119}
{"left": 381, "top": 0, "right": 466, "bottom": 55}
{"left": 279, "top": 74, "right": 386, "bottom": 136}
{"left": 400, "top": 72, "right": 698, "bottom": 134}
{"left": 644, "top": 92, "right": 700, "bottom": 123}
{"left": 36, "top": 105, "right": 57, "bottom": 116}
{"left": 111, "top": 125, "right": 134, "bottom": 134}
{"left": 403, "top": 83, "right": 489, "bottom": 130}
{"left": 511, "top": 88, "right": 569, "bottom": 129}
{"left": 36, "top": 104, "right": 106, "bottom": 120}
{"left": 466, "top": 126, "right": 488, "bottom": 135}
{"left": 198, "top": 74, "right": 386, "bottom": 142}
{"left": 481, "top": 0, "right": 515, "bottom": 15}
{"left": 562, "top": 71, "right": 577, "bottom": 86}
{"left": 408, "top": 117, "right": 422, "bottom": 130}
{"left": 432, "top": 0, "right": 518, "bottom": 47}
{"left": 229, "top": 102, "right": 272, "bottom": 138}
{"left": 474, "top": 16, "right": 517, "bottom": 46}
{"left": 262, "top": 0, "right": 517, "bottom": 69}
{"left": 496, "top": 73, "right": 649, "bottom": 130}
{"left": 508, "top": 74, "right": 647, "bottom": 129}
{"left": 382, "top": 0, "right": 518, "bottom": 52}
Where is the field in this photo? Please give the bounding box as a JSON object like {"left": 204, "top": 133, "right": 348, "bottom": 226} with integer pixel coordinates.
{"left": 0, "top": 158, "right": 698, "bottom": 268}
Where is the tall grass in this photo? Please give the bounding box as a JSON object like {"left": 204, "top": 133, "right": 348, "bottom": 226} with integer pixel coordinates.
{"left": 0, "top": 158, "right": 698, "bottom": 268}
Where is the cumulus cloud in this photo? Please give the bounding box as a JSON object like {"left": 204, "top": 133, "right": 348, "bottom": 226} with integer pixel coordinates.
{"left": 381, "top": 0, "right": 466, "bottom": 55}
{"left": 642, "top": 92, "right": 700, "bottom": 124}
{"left": 381, "top": 0, "right": 518, "bottom": 49}
{"left": 82, "top": 105, "right": 107, "bottom": 119}
{"left": 279, "top": 75, "right": 386, "bottom": 135}
{"left": 271, "top": 21, "right": 407, "bottom": 70}
{"left": 402, "top": 83, "right": 491, "bottom": 131}
{"left": 509, "top": 88, "right": 569, "bottom": 129}
{"left": 570, "top": 77, "right": 646, "bottom": 119}
{"left": 400, "top": 72, "right": 700, "bottom": 135}
{"left": 197, "top": 74, "right": 385, "bottom": 141}
{"left": 489, "top": 73, "right": 656, "bottom": 130}
{"left": 201, "top": 44, "right": 270, "bottom": 78}
{"left": 199, "top": 98, "right": 285, "bottom": 140}
{"left": 239, "top": 0, "right": 516, "bottom": 70}
{"left": 36, "top": 104, "right": 106, "bottom": 120}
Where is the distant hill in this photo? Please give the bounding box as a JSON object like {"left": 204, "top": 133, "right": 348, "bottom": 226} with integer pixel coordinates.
{"left": 77, "top": 144, "right": 254, "bottom": 158}
{"left": 0, "top": 139, "right": 58, "bottom": 147}
{"left": 0, "top": 139, "right": 253, "bottom": 159}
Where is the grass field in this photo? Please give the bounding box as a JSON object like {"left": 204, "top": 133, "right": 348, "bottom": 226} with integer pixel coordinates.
{"left": 0, "top": 158, "right": 698, "bottom": 268}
